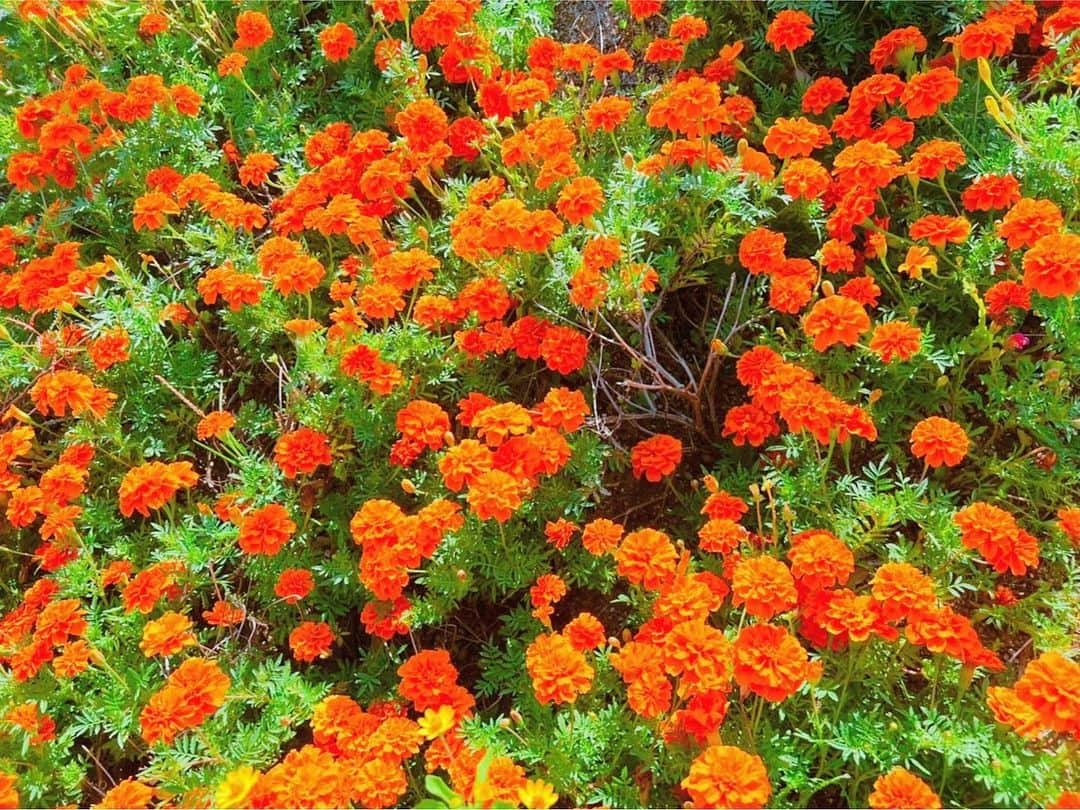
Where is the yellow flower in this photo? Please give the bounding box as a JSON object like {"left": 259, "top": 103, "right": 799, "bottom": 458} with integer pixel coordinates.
{"left": 418, "top": 704, "right": 456, "bottom": 740}
{"left": 518, "top": 779, "right": 558, "bottom": 809}
{"left": 215, "top": 765, "right": 260, "bottom": 809}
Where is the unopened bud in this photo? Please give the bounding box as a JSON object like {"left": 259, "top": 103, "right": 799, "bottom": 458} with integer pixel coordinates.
{"left": 443, "top": 430, "right": 456, "bottom": 447}
{"left": 748, "top": 483, "right": 762, "bottom": 501}
{"left": 498, "top": 717, "right": 511, "bottom": 728}
{"left": 781, "top": 504, "right": 794, "bottom": 523}
{"left": 985, "top": 96, "right": 1006, "bottom": 126}
{"left": 607, "top": 636, "right": 621, "bottom": 649}
{"left": 761, "top": 479, "right": 773, "bottom": 493}
{"left": 509, "top": 709, "right": 523, "bottom": 725}
{"left": 456, "top": 569, "right": 468, "bottom": 582}
{"left": 936, "top": 375, "right": 949, "bottom": 388}
{"left": 868, "top": 389, "right": 883, "bottom": 405}
{"left": 977, "top": 58, "right": 993, "bottom": 89}
{"left": 622, "top": 628, "right": 633, "bottom": 643}
{"left": 710, "top": 338, "right": 727, "bottom": 356}
{"left": 401, "top": 479, "right": 417, "bottom": 495}
{"left": 1000, "top": 95, "right": 1017, "bottom": 122}
{"left": 704, "top": 474, "right": 719, "bottom": 494}
{"left": 821, "top": 280, "right": 835, "bottom": 297}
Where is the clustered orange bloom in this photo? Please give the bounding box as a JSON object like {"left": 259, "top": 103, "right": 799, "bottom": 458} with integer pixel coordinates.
{"left": 350, "top": 498, "right": 462, "bottom": 601}
{"left": 954, "top": 501, "right": 1040, "bottom": 576}
{"left": 988, "top": 651, "right": 1080, "bottom": 740}
{"left": 724, "top": 345, "right": 876, "bottom": 447}
{"left": 140, "top": 657, "right": 229, "bottom": 745}
{"left": 118, "top": 460, "right": 198, "bottom": 518}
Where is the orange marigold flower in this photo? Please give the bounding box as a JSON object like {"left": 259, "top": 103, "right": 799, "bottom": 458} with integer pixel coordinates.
{"left": 581, "top": 517, "right": 624, "bottom": 556}
{"left": 466, "top": 469, "right": 524, "bottom": 523}
{"left": 731, "top": 556, "right": 798, "bottom": 620}
{"left": 802, "top": 76, "right": 848, "bottom": 115}
{"left": 196, "top": 410, "right": 235, "bottom": 440}
{"left": 630, "top": 434, "right": 682, "bottom": 482}
{"left": 681, "top": 745, "right": 771, "bottom": 809}
{"left": 997, "top": 197, "right": 1064, "bottom": 250}
{"left": 871, "top": 562, "right": 936, "bottom": 622}
{"left": 525, "top": 632, "right": 594, "bottom": 705}
{"left": 781, "top": 158, "right": 831, "bottom": 200}
{"left": 273, "top": 427, "right": 332, "bottom": 479}
{"left": 132, "top": 191, "right": 180, "bottom": 231}
{"left": 1058, "top": 506, "right": 1080, "bottom": 545}
{"left": 787, "top": 529, "right": 854, "bottom": 590}
{"left": 948, "top": 19, "right": 1015, "bottom": 60}
{"left": 397, "top": 648, "right": 475, "bottom": 715}
{"left": 722, "top": 402, "right": 780, "bottom": 447}
{"left": 234, "top": 10, "right": 272, "bottom": 50}
{"left": 733, "top": 623, "right": 812, "bottom": 702}
{"left": 906, "top": 138, "right": 965, "bottom": 180}
{"left": 897, "top": 244, "right": 937, "bottom": 279}
{"left": 237, "top": 151, "right": 277, "bottom": 186}
{"left": 870, "top": 26, "right": 927, "bottom": 72}
{"left": 203, "top": 599, "right": 245, "bottom": 627}
{"left": 139, "top": 610, "right": 196, "bottom": 657}
{"left": 616, "top": 528, "right": 676, "bottom": 590}
{"left": 438, "top": 439, "right": 494, "bottom": 492}
{"left": 1013, "top": 652, "right": 1080, "bottom": 737}
{"left": 473, "top": 402, "right": 532, "bottom": 448}
{"left": 94, "top": 778, "right": 154, "bottom": 810}
{"left": 763, "top": 117, "right": 831, "bottom": 159}
{"left": 700, "top": 487, "right": 749, "bottom": 523}
{"left": 628, "top": 0, "right": 663, "bottom": 21}
{"left": 289, "top": 621, "right": 334, "bottom": 663}
{"left": 869, "top": 320, "right": 922, "bottom": 363}
{"left": 217, "top": 52, "right": 248, "bottom": 78}
{"left": 138, "top": 12, "right": 169, "bottom": 36}
{"left": 698, "top": 518, "right": 748, "bottom": 555}
{"left": 538, "top": 324, "right": 588, "bottom": 375}
{"left": 868, "top": 767, "right": 942, "bottom": 809}
{"left": 530, "top": 573, "right": 567, "bottom": 627}
{"left": 274, "top": 568, "right": 314, "bottom": 603}
{"left": 1022, "top": 233, "right": 1080, "bottom": 299}
{"left": 34, "top": 598, "right": 87, "bottom": 645}
{"left": 987, "top": 686, "right": 1043, "bottom": 739}
{"left": 909, "top": 214, "right": 970, "bottom": 248}
{"left": 118, "top": 460, "right": 198, "bottom": 518}
{"left": 954, "top": 501, "right": 1039, "bottom": 576}
{"left": 556, "top": 176, "right": 605, "bottom": 225}
{"left": 766, "top": 9, "right": 814, "bottom": 52}
{"left": 140, "top": 658, "right": 229, "bottom": 745}
{"left": 910, "top": 416, "right": 969, "bottom": 468}
{"left": 803, "top": 295, "right": 870, "bottom": 351}
{"left": 396, "top": 400, "right": 451, "bottom": 451}
{"left": 961, "top": 173, "right": 1021, "bottom": 212}
{"left": 396, "top": 97, "right": 449, "bottom": 152}
{"left": 563, "top": 612, "right": 605, "bottom": 651}
{"left": 320, "top": 21, "right": 357, "bottom": 62}
{"left": 237, "top": 503, "right": 296, "bottom": 556}
{"left": 87, "top": 328, "right": 131, "bottom": 370}
{"left": 584, "top": 96, "right": 632, "bottom": 133}
{"left": 900, "top": 67, "right": 960, "bottom": 118}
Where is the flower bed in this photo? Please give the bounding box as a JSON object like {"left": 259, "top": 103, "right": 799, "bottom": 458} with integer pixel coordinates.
{"left": 0, "top": 0, "right": 1078, "bottom": 807}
